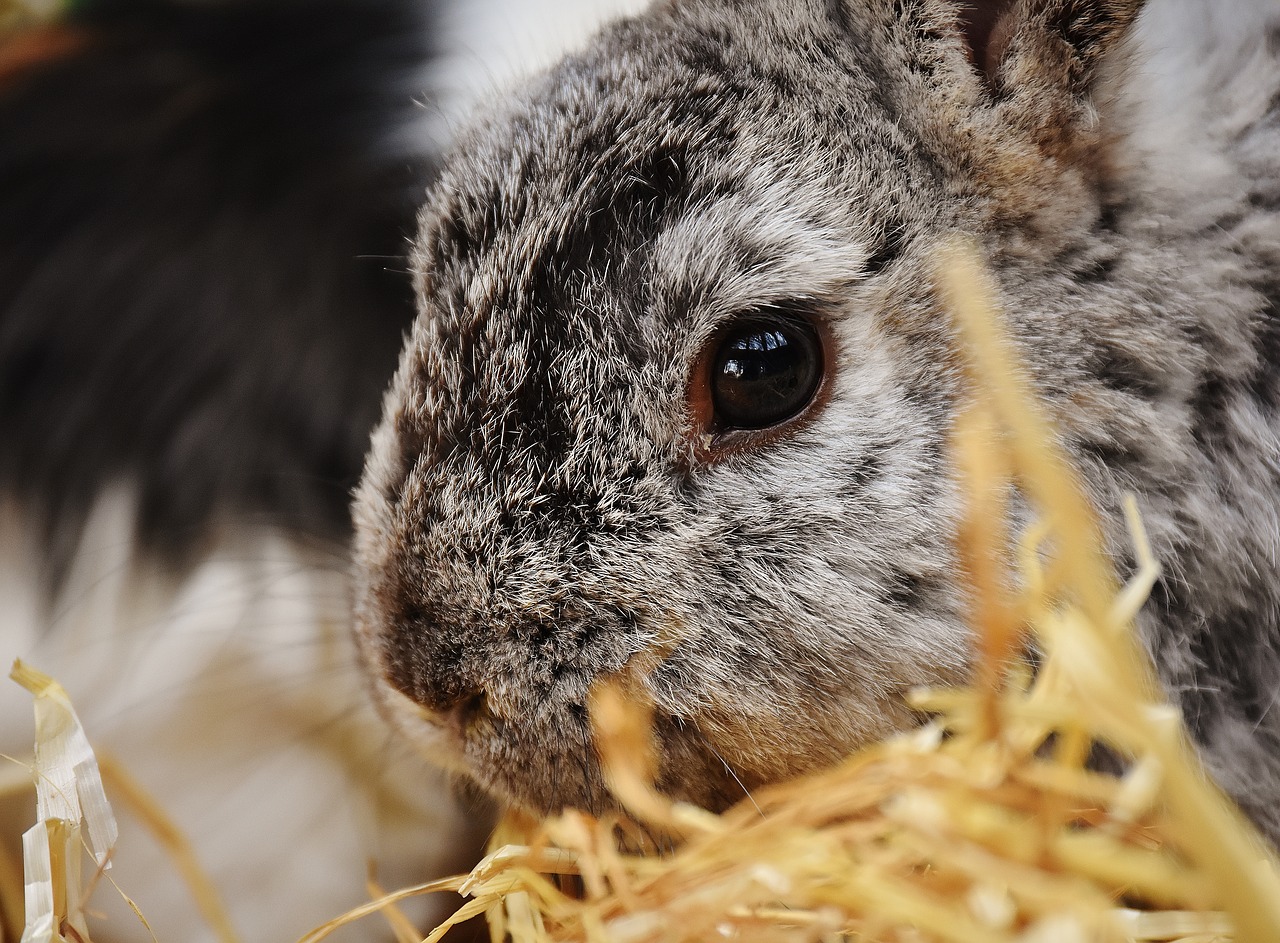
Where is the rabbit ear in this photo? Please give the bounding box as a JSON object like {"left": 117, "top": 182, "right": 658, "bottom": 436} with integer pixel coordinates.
{"left": 962, "top": 0, "right": 1145, "bottom": 97}
{"left": 888, "top": 0, "right": 1148, "bottom": 173}
{"left": 888, "top": 1, "right": 1146, "bottom": 109}
{"left": 955, "top": 1, "right": 1019, "bottom": 78}
{"left": 876, "top": 0, "right": 1148, "bottom": 223}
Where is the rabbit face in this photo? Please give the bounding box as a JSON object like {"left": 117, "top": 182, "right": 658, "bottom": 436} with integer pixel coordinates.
{"left": 353, "top": 0, "right": 1152, "bottom": 815}
{"left": 354, "top": 0, "right": 982, "bottom": 815}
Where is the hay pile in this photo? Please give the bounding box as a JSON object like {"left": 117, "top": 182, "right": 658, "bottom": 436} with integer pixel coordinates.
{"left": 12, "top": 243, "right": 1280, "bottom": 943}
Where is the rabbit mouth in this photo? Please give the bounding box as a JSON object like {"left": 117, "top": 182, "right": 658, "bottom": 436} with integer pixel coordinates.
{"left": 365, "top": 644, "right": 768, "bottom": 816}
{"left": 358, "top": 605, "right": 889, "bottom": 817}
{"left": 366, "top": 672, "right": 476, "bottom": 776}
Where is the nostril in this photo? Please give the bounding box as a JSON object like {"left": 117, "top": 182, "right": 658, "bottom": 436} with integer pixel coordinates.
{"left": 380, "top": 605, "right": 483, "bottom": 717}
{"left": 383, "top": 651, "right": 482, "bottom": 720}
{"left": 383, "top": 663, "right": 492, "bottom": 736}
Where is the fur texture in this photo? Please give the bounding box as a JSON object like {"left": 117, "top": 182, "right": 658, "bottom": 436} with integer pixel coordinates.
{"left": 355, "top": 0, "right": 1280, "bottom": 846}
{"left": 0, "top": 6, "right": 466, "bottom": 941}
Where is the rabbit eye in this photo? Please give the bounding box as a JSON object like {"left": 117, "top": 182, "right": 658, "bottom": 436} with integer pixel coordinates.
{"left": 706, "top": 313, "right": 823, "bottom": 432}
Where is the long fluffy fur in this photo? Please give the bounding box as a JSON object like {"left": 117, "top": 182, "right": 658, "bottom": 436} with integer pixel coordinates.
{"left": 0, "top": 0, "right": 434, "bottom": 579}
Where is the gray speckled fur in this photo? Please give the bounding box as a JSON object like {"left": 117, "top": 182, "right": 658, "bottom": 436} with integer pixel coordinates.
{"left": 354, "top": 0, "right": 1280, "bottom": 842}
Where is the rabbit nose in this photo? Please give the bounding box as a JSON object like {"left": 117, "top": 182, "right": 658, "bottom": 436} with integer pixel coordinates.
{"left": 379, "top": 667, "right": 490, "bottom": 733}
{"left": 427, "top": 689, "right": 493, "bottom": 735}
{"left": 379, "top": 622, "right": 489, "bottom": 718}
{"left": 385, "top": 662, "right": 496, "bottom": 733}
{"left": 400, "top": 675, "right": 481, "bottom": 720}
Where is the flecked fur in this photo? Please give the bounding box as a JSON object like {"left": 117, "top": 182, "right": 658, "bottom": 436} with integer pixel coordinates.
{"left": 354, "top": 0, "right": 1280, "bottom": 844}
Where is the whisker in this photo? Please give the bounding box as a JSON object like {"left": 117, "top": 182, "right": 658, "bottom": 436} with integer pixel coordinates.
{"left": 687, "top": 721, "right": 763, "bottom": 817}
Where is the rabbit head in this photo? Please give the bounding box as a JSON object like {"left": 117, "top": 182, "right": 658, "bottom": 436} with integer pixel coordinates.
{"left": 353, "top": 0, "right": 1149, "bottom": 815}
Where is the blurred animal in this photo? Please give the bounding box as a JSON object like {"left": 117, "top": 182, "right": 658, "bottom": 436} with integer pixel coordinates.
{"left": 0, "top": 0, "right": 644, "bottom": 940}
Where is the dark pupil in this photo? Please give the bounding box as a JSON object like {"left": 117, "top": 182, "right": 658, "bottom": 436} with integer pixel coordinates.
{"left": 711, "top": 320, "right": 821, "bottom": 430}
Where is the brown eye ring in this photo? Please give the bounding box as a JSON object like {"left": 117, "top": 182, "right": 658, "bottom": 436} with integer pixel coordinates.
{"left": 688, "top": 304, "right": 829, "bottom": 455}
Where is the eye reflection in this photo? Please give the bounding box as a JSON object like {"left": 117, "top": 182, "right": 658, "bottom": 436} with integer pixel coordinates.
{"left": 709, "top": 319, "right": 822, "bottom": 431}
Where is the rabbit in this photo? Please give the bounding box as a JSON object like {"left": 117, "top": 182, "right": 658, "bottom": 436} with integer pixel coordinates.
{"left": 353, "top": 0, "right": 1280, "bottom": 850}
{"left": 0, "top": 1, "right": 645, "bottom": 940}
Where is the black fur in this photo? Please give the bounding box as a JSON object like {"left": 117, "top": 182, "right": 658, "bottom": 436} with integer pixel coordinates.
{"left": 0, "top": 0, "right": 438, "bottom": 581}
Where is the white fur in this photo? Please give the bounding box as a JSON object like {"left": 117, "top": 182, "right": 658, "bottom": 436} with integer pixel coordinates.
{"left": 1126, "top": 0, "right": 1280, "bottom": 203}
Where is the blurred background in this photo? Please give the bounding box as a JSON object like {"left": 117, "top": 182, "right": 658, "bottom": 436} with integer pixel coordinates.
{"left": 0, "top": 1, "right": 643, "bottom": 940}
